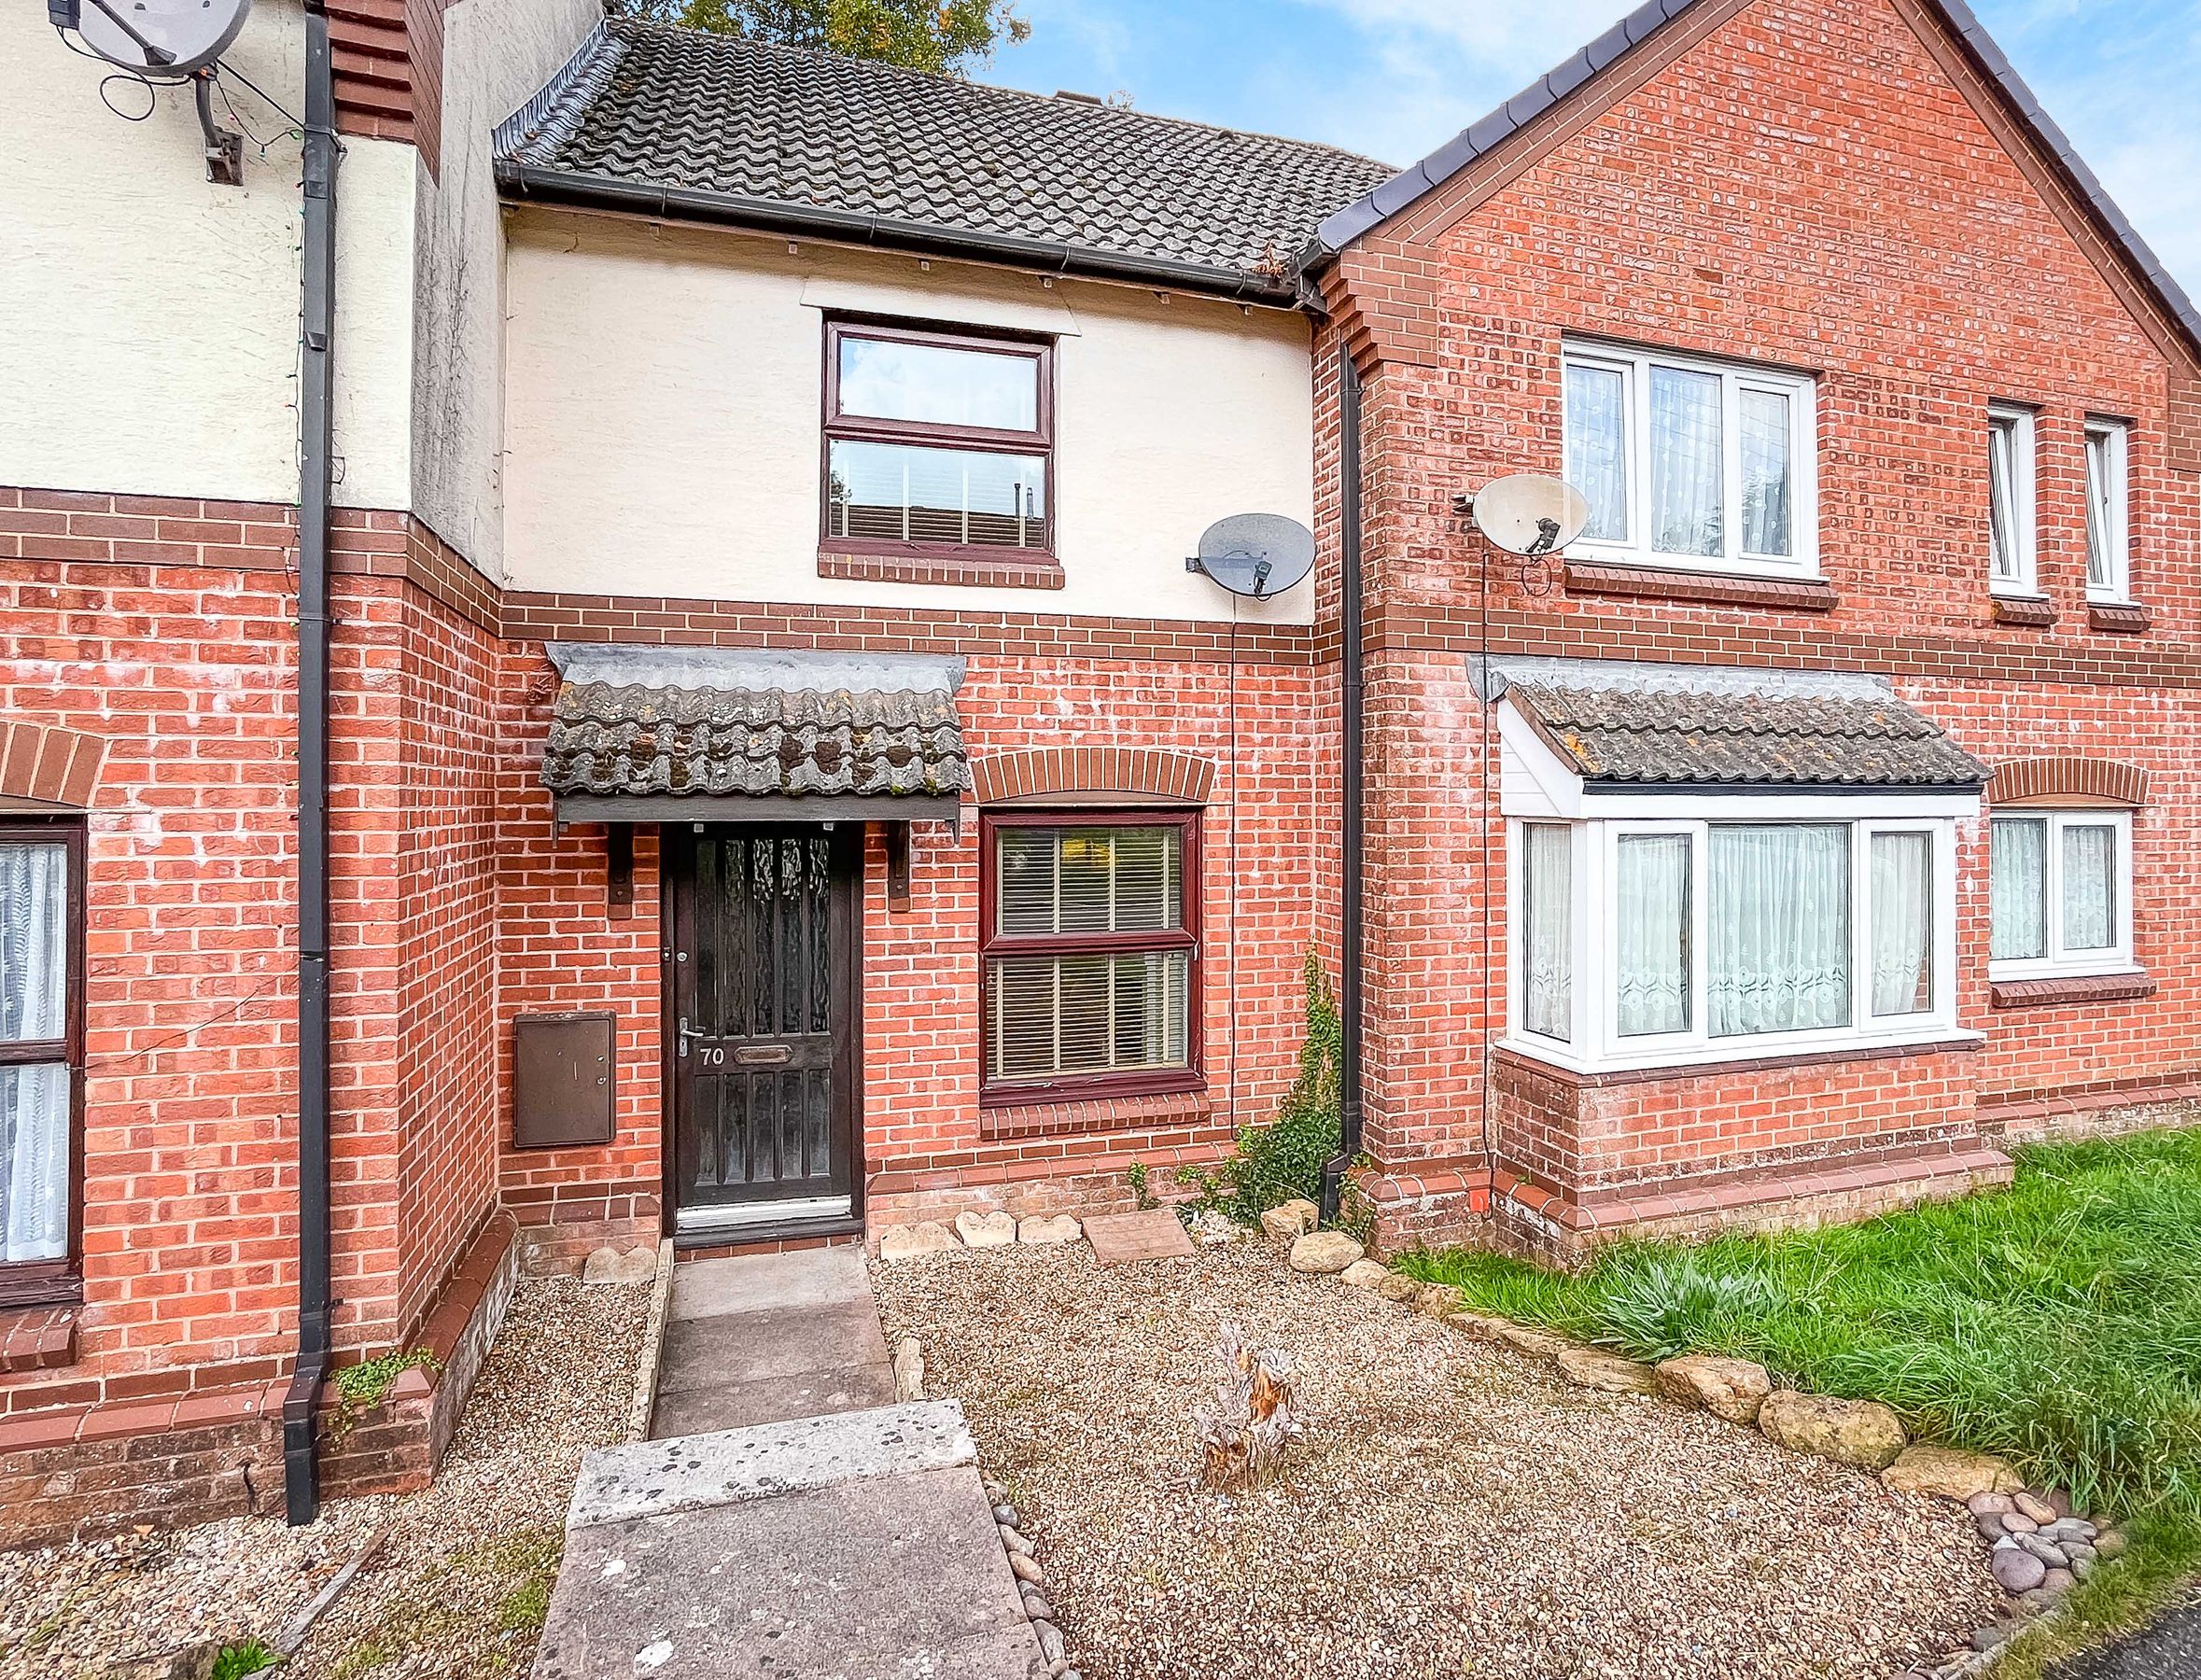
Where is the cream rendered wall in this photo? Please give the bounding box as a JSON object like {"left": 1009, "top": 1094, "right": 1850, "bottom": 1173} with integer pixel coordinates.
{"left": 502, "top": 214, "right": 1318, "bottom": 624}
{"left": 411, "top": 0, "right": 600, "bottom": 577}
{"left": 0, "top": 0, "right": 414, "bottom": 510}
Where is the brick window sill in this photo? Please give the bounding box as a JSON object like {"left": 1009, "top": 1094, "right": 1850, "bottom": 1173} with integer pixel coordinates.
{"left": 2089, "top": 601, "right": 2151, "bottom": 634}
{"left": 980, "top": 1085, "right": 1212, "bottom": 1141}
{"left": 819, "top": 548, "right": 1065, "bottom": 590}
{"left": 1563, "top": 560, "right": 1837, "bottom": 612}
{"left": 0, "top": 1305, "right": 78, "bottom": 1373}
{"left": 1991, "top": 594, "right": 2058, "bottom": 627}
{"left": 1991, "top": 971, "right": 2155, "bottom": 1009}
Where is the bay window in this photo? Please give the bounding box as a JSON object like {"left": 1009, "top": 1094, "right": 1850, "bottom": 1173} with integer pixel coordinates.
{"left": 1512, "top": 813, "right": 1956, "bottom": 1070}
{"left": 981, "top": 813, "right": 1199, "bottom": 1101}
{"left": 1990, "top": 809, "right": 2133, "bottom": 977}
{"left": 2084, "top": 419, "right": 2131, "bottom": 602}
{"left": 1, "top": 820, "right": 81, "bottom": 1298}
{"left": 1562, "top": 341, "right": 1817, "bottom": 578}
{"left": 823, "top": 319, "right": 1053, "bottom": 557}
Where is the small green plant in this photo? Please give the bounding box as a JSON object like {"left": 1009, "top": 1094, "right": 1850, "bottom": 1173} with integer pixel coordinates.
{"left": 1591, "top": 1253, "right": 1783, "bottom": 1362}
{"left": 209, "top": 1638, "right": 278, "bottom": 1680}
{"left": 1179, "top": 950, "right": 1344, "bottom": 1223}
{"left": 497, "top": 1576, "right": 553, "bottom": 1635}
{"left": 330, "top": 1638, "right": 390, "bottom": 1680}
{"left": 328, "top": 1348, "right": 442, "bottom": 1442}
{"left": 1126, "top": 1159, "right": 1157, "bottom": 1211}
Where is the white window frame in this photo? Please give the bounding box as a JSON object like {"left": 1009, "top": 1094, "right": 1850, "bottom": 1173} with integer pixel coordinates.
{"left": 2084, "top": 418, "right": 2132, "bottom": 604}
{"left": 1561, "top": 339, "right": 1820, "bottom": 581}
{"left": 1989, "top": 807, "right": 2136, "bottom": 981}
{"left": 1505, "top": 809, "right": 1962, "bottom": 1074}
{"left": 1987, "top": 404, "right": 2038, "bottom": 595}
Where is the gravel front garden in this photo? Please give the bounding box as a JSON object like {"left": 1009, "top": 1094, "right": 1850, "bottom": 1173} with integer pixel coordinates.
{"left": 873, "top": 1239, "right": 2003, "bottom": 1680}
{"left": 0, "top": 1272, "right": 647, "bottom": 1680}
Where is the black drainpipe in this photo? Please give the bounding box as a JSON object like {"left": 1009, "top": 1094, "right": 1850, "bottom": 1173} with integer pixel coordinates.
{"left": 1319, "top": 347, "right": 1365, "bottom": 1222}
{"left": 284, "top": 0, "right": 339, "bottom": 1527}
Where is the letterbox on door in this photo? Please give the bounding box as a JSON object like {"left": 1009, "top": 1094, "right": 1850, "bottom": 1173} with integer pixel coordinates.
{"left": 512, "top": 1011, "right": 616, "bottom": 1148}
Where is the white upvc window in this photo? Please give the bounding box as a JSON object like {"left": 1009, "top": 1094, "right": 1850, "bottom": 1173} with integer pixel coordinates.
{"left": 1510, "top": 812, "right": 1959, "bottom": 1072}
{"left": 1562, "top": 341, "right": 1819, "bottom": 579}
{"left": 1987, "top": 404, "right": 2037, "bottom": 595}
{"left": 2084, "top": 419, "right": 2132, "bottom": 603}
{"left": 1989, "top": 809, "right": 2136, "bottom": 979}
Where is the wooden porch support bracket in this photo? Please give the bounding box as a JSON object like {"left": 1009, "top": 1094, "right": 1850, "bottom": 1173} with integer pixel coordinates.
{"left": 607, "top": 825, "right": 635, "bottom": 919}
{"left": 886, "top": 821, "right": 912, "bottom": 911}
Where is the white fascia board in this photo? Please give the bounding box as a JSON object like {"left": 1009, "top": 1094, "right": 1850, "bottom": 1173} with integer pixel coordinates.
{"left": 1576, "top": 789, "right": 1984, "bottom": 820}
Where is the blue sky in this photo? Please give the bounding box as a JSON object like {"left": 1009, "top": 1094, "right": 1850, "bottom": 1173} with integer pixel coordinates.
{"left": 980, "top": 0, "right": 2200, "bottom": 298}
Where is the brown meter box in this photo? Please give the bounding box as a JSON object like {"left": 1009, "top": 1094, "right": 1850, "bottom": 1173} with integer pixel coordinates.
{"left": 513, "top": 1011, "right": 616, "bottom": 1148}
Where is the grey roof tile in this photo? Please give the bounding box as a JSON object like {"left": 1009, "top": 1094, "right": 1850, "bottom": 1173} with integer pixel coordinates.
{"left": 498, "top": 18, "right": 1395, "bottom": 293}
{"left": 1508, "top": 674, "right": 1987, "bottom": 790}
{"left": 543, "top": 660, "right": 971, "bottom": 802}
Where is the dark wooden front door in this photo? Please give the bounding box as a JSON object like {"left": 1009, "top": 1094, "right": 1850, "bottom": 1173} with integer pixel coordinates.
{"left": 666, "top": 824, "right": 859, "bottom": 1232}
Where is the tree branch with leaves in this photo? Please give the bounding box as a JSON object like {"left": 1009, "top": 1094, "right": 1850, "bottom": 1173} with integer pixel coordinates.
{"left": 624, "top": 0, "right": 1030, "bottom": 77}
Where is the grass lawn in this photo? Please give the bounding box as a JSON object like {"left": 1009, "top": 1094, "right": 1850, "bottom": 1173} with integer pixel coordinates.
{"left": 1397, "top": 1128, "right": 2201, "bottom": 1671}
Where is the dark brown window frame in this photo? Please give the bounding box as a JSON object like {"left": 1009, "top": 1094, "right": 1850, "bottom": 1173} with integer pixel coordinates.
{"left": 977, "top": 808, "right": 1203, "bottom": 1108}
{"left": 820, "top": 316, "right": 1058, "bottom": 575}
{"left": 0, "top": 817, "right": 86, "bottom": 1309}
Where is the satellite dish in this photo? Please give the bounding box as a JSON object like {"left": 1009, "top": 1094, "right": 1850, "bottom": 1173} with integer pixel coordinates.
{"left": 70, "top": 0, "right": 252, "bottom": 77}
{"left": 1185, "top": 513, "right": 1315, "bottom": 601}
{"left": 1468, "top": 474, "right": 1591, "bottom": 557}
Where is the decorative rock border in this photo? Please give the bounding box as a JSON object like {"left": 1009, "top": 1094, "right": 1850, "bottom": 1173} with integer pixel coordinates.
{"left": 986, "top": 1476, "right": 1082, "bottom": 1680}
{"left": 878, "top": 1212, "right": 1086, "bottom": 1260}
{"left": 1332, "top": 1262, "right": 2123, "bottom": 1678}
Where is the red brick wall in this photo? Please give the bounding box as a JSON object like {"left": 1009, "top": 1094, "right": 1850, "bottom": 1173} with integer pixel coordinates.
{"left": 0, "top": 521, "right": 302, "bottom": 1410}
{"left": 0, "top": 497, "right": 521, "bottom": 1425}
{"left": 494, "top": 645, "right": 666, "bottom": 1262}
{"left": 1322, "top": 0, "right": 2201, "bottom": 1234}
{"left": 393, "top": 539, "right": 505, "bottom": 1333}
{"left": 858, "top": 654, "right": 1321, "bottom": 1225}
{"left": 484, "top": 641, "right": 1326, "bottom": 1239}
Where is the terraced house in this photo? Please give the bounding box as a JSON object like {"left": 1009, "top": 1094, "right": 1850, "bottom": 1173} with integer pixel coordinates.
{"left": 2, "top": 0, "right": 2196, "bottom": 1547}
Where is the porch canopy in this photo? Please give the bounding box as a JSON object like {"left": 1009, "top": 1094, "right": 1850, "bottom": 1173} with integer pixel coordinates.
{"left": 541, "top": 643, "right": 970, "bottom": 823}
{"left": 1483, "top": 656, "right": 1987, "bottom": 818}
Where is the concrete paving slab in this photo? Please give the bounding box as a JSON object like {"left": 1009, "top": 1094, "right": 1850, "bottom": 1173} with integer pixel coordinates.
{"left": 667, "top": 1245, "right": 872, "bottom": 1321}
{"left": 649, "top": 1365, "right": 896, "bottom": 1437}
{"left": 1085, "top": 1208, "right": 1197, "bottom": 1264}
{"left": 653, "top": 1297, "right": 890, "bottom": 1394}
{"left": 536, "top": 1465, "right": 1046, "bottom": 1680}
{"left": 570, "top": 1400, "right": 977, "bottom": 1531}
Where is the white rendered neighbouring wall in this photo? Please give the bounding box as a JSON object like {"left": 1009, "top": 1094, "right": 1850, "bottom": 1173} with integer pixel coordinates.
{"left": 500, "top": 213, "right": 1320, "bottom": 624}
{"left": 411, "top": 0, "right": 601, "bottom": 578}
{"left": 0, "top": 0, "right": 414, "bottom": 511}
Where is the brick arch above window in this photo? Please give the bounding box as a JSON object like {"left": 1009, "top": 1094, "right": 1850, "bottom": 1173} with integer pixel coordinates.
{"left": 1985, "top": 757, "right": 2147, "bottom": 808}
{"left": 0, "top": 722, "right": 106, "bottom": 811}
{"left": 973, "top": 747, "right": 1216, "bottom": 806}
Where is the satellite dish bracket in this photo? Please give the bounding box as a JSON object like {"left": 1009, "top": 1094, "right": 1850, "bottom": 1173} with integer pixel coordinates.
{"left": 1185, "top": 552, "right": 1277, "bottom": 600}
{"left": 193, "top": 72, "right": 245, "bottom": 187}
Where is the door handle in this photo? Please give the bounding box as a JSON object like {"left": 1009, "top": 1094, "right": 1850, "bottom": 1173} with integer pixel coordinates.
{"left": 676, "top": 1016, "right": 705, "bottom": 1058}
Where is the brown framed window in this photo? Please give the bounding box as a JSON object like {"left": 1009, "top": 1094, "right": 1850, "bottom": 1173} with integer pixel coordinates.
{"left": 0, "top": 818, "right": 84, "bottom": 1304}
{"left": 979, "top": 811, "right": 1200, "bottom": 1104}
{"left": 822, "top": 318, "right": 1054, "bottom": 559}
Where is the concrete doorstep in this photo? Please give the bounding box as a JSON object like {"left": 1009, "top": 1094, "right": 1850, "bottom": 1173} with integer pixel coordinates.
{"left": 534, "top": 1402, "right": 1046, "bottom": 1680}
